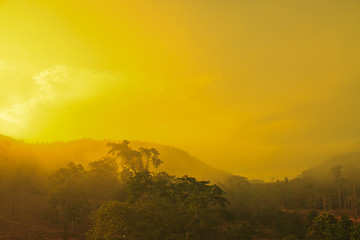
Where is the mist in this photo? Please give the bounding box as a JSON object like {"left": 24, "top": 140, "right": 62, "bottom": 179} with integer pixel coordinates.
{"left": 1, "top": 2, "right": 360, "bottom": 238}
{"left": 1, "top": 0, "right": 360, "bottom": 179}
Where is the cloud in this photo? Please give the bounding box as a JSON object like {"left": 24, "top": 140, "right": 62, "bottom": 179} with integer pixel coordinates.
{"left": 0, "top": 61, "right": 216, "bottom": 141}
{"left": 32, "top": 65, "right": 118, "bottom": 104}
{"left": 0, "top": 65, "right": 121, "bottom": 136}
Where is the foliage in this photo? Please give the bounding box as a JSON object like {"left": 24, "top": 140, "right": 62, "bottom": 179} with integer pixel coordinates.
{"left": 253, "top": 206, "right": 306, "bottom": 238}
{"left": 87, "top": 170, "right": 229, "bottom": 240}
{"left": 223, "top": 175, "right": 252, "bottom": 218}
{"left": 305, "top": 212, "right": 342, "bottom": 240}
{"left": 36, "top": 143, "right": 360, "bottom": 240}
{"left": 87, "top": 157, "right": 120, "bottom": 201}
{"left": 338, "top": 215, "right": 353, "bottom": 240}
{"left": 107, "top": 140, "right": 163, "bottom": 174}
{"left": 350, "top": 224, "right": 360, "bottom": 240}
{"left": 47, "top": 162, "right": 91, "bottom": 239}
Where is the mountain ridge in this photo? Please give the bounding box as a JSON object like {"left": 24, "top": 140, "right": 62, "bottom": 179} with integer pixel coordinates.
{"left": 0, "top": 134, "right": 231, "bottom": 183}
{"left": 300, "top": 152, "right": 360, "bottom": 181}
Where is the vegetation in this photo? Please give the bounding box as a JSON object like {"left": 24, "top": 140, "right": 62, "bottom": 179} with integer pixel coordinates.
{"left": 305, "top": 213, "right": 360, "bottom": 240}
{"left": 87, "top": 171, "right": 228, "bottom": 240}
{"left": 47, "top": 162, "right": 90, "bottom": 239}
{"left": 1, "top": 136, "right": 360, "bottom": 239}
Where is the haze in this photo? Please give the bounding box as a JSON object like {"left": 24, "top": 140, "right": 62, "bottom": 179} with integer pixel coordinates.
{"left": 0, "top": 0, "right": 359, "bottom": 180}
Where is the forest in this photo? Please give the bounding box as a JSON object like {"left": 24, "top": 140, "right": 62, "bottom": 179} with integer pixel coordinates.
{"left": 1, "top": 1, "right": 359, "bottom": 239}
{"left": 1, "top": 136, "right": 360, "bottom": 240}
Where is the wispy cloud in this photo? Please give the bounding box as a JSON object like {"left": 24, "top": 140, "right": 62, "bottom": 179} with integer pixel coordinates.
{"left": 0, "top": 65, "right": 121, "bottom": 136}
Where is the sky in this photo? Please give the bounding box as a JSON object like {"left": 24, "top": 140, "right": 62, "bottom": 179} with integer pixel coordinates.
{"left": 0, "top": 0, "right": 360, "bottom": 180}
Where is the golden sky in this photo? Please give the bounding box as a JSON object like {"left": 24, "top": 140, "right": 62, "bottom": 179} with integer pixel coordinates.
{"left": 0, "top": 0, "right": 360, "bottom": 180}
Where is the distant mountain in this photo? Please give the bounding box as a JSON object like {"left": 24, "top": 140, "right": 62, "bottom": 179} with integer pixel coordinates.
{"left": 0, "top": 135, "right": 231, "bottom": 183}
{"left": 300, "top": 152, "right": 360, "bottom": 181}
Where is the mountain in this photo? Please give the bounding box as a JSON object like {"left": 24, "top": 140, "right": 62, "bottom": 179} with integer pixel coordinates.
{"left": 300, "top": 152, "right": 360, "bottom": 181}
{"left": 0, "top": 135, "right": 231, "bottom": 183}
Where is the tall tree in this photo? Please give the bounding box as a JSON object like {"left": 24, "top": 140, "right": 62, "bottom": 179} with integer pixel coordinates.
{"left": 344, "top": 165, "right": 360, "bottom": 218}
{"left": 48, "top": 162, "right": 90, "bottom": 240}
{"left": 139, "top": 147, "right": 162, "bottom": 170}
{"left": 331, "top": 165, "right": 344, "bottom": 209}
{"left": 107, "top": 140, "right": 163, "bottom": 174}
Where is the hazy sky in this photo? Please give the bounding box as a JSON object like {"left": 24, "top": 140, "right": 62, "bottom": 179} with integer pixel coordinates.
{"left": 1, "top": 0, "right": 359, "bottom": 180}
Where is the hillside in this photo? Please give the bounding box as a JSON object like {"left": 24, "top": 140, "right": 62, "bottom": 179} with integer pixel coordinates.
{"left": 0, "top": 135, "right": 231, "bottom": 183}
{"left": 300, "top": 152, "right": 360, "bottom": 181}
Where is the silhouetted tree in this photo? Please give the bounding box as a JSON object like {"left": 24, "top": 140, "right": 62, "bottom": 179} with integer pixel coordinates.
{"left": 107, "top": 141, "right": 163, "bottom": 175}
{"left": 139, "top": 147, "right": 162, "bottom": 170}
{"left": 48, "top": 162, "right": 90, "bottom": 240}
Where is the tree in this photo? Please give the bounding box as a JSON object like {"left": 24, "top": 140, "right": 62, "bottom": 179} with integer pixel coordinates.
{"left": 169, "top": 175, "right": 229, "bottom": 240}
{"left": 306, "top": 212, "right": 355, "bottom": 240}
{"left": 305, "top": 212, "right": 339, "bottom": 240}
{"left": 87, "top": 171, "right": 229, "bottom": 240}
{"left": 107, "top": 140, "right": 143, "bottom": 172}
{"left": 139, "top": 147, "right": 162, "bottom": 170}
{"left": 350, "top": 224, "right": 360, "bottom": 240}
{"left": 87, "top": 201, "right": 146, "bottom": 240}
{"left": 107, "top": 141, "right": 163, "bottom": 175}
{"left": 331, "top": 165, "right": 344, "bottom": 209}
{"left": 338, "top": 215, "right": 353, "bottom": 240}
{"left": 48, "top": 162, "right": 90, "bottom": 240}
{"left": 223, "top": 175, "right": 252, "bottom": 218}
{"left": 344, "top": 165, "right": 360, "bottom": 218}
{"left": 87, "top": 157, "right": 120, "bottom": 205}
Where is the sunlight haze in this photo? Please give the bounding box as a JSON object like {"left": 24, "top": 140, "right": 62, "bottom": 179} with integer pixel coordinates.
{"left": 1, "top": 0, "right": 360, "bottom": 180}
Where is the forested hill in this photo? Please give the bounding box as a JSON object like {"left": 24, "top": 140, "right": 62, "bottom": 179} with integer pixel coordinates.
{"left": 0, "top": 135, "right": 231, "bottom": 183}
{"left": 300, "top": 152, "right": 360, "bottom": 181}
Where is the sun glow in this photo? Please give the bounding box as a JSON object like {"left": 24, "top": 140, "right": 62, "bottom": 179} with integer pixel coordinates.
{"left": 1, "top": 0, "right": 360, "bottom": 179}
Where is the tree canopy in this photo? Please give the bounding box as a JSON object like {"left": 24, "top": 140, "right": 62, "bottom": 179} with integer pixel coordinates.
{"left": 87, "top": 170, "right": 229, "bottom": 240}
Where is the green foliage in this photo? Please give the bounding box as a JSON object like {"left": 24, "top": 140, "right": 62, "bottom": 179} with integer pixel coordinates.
{"left": 42, "top": 144, "right": 360, "bottom": 240}
{"left": 338, "top": 215, "right": 353, "bottom": 240}
{"left": 87, "top": 171, "right": 229, "bottom": 240}
{"left": 350, "top": 224, "right": 360, "bottom": 240}
{"left": 87, "top": 200, "right": 185, "bottom": 240}
{"left": 305, "top": 212, "right": 360, "bottom": 240}
{"left": 305, "top": 212, "right": 339, "bottom": 240}
{"left": 170, "top": 175, "right": 229, "bottom": 208}
{"left": 87, "top": 201, "right": 142, "bottom": 240}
